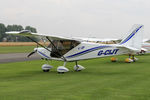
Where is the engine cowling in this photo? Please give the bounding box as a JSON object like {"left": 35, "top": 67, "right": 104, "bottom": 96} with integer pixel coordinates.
{"left": 37, "top": 47, "right": 51, "bottom": 59}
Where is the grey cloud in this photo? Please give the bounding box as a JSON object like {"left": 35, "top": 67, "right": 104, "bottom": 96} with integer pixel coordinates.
{"left": 0, "top": 0, "right": 150, "bottom": 39}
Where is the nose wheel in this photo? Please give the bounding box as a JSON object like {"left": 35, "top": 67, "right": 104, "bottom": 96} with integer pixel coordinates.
{"left": 42, "top": 64, "right": 53, "bottom": 72}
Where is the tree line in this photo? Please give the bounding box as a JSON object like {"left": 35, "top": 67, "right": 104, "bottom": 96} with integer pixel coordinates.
{"left": 0, "top": 23, "right": 37, "bottom": 42}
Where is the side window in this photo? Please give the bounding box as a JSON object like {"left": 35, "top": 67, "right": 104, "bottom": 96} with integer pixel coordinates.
{"left": 50, "top": 40, "right": 80, "bottom": 58}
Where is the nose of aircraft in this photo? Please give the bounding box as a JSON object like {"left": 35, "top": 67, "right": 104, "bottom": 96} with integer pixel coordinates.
{"left": 36, "top": 47, "right": 45, "bottom": 53}
{"left": 36, "top": 47, "right": 51, "bottom": 59}
{"left": 34, "top": 48, "right": 38, "bottom": 51}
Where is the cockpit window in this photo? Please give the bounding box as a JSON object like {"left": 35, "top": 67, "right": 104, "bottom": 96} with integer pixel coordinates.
{"left": 48, "top": 40, "right": 80, "bottom": 58}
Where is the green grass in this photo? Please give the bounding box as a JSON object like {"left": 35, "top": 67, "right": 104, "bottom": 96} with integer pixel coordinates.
{"left": 0, "top": 54, "right": 150, "bottom": 100}
{"left": 0, "top": 46, "right": 35, "bottom": 54}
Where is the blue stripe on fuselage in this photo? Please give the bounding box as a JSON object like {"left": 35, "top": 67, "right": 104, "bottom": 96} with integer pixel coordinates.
{"left": 38, "top": 51, "right": 50, "bottom": 59}
{"left": 66, "top": 45, "right": 111, "bottom": 58}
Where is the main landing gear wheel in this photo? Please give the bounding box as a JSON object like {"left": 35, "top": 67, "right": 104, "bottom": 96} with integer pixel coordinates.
{"left": 43, "top": 70, "right": 49, "bottom": 72}
{"left": 42, "top": 64, "right": 53, "bottom": 72}
{"left": 125, "top": 54, "right": 138, "bottom": 63}
{"left": 57, "top": 62, "right": 69, "bottom": 74}
{"left": 74, "top": 61, "right": 85, "bottom": 71}
{"left": 58, "top": 72, "right": 65, "bottom": 74}
{"left": 125, "top": 58, "right": 133, "bottom": 63}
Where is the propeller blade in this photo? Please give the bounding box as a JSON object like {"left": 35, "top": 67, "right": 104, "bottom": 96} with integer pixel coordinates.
{"left": 27, "top": 50, "right": 37, "bottom": 58}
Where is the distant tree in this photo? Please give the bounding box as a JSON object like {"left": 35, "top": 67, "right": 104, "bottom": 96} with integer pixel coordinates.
{"left": 6, "top": 24, "right": 24, "bottom": 31}
{"left": 0, "top": 23, "right": 6, "bottom": 34}
{"left": 0, "top": 23, "right": 6, "bottom": 42}
{"left": 6, "top": 25, "right": 12, "bottom": 32}
{"left": 25, "top": 26, "right": 37, "bottom": 33}
{"left": 17, "top": 25, "right": 24, "bottom": 31}
{"left": 0, "top": 23, "right": 38, "bottom": 42}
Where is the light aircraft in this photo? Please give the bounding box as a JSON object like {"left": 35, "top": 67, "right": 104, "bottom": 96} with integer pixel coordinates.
{"left": 139, "top": 42, "right": 150, "bottom": 54}
{"left": 133, "top": 39, "right": 150, "bottom": 54}
{"left": 6, "top": 24, "right": 144, "bottom": 73}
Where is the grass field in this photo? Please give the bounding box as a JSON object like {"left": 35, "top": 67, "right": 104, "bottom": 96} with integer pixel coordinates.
{"left": 0, "top": 46, "right": 35, "bottom": 53}
{"left": 0, "top": 54, "right": 150, "bottom": 100}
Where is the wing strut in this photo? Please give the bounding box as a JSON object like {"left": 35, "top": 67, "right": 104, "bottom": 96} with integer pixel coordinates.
{"left": 46, "top": 36, "right": 67, "bottom": 61}
{"left": 27, "top": 36, "right": 51, "bottom": 52}
{"left": 26, "top": 36, "right": 63, "bottom": 59}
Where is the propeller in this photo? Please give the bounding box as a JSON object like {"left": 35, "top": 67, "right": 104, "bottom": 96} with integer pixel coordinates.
{"left": 27, "top": 41, "right": 39, "bottom": 58}
{"left": 27, "top": 48, "right": 37, "bottom": 58}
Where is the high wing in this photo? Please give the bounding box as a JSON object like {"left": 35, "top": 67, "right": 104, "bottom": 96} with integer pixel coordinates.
{"left": 6, "top": 30, "right": 81, "bottom": 61}
{"left": 6, "top": 30, "right": 80, "bottom": 41}
{"left": 6, "top": 30, "right": 121, "bottom": 43}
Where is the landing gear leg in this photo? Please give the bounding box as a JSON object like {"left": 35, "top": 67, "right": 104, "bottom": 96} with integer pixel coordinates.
{"left": 129, "top": 54, "right": 131, "bottom": 58}
{"left": 75, "top": 61, "right": 80, "bottom": 71}
{"left": 131, "top": 55, "right": 138, "bottom": 62}
{"left": 132, "top": 55, "right": 135, "bottom": 62}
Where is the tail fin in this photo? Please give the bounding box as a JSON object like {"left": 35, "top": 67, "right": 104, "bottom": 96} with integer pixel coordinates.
{"left": 120, "top": 24, "right": 144, "bottom": 50}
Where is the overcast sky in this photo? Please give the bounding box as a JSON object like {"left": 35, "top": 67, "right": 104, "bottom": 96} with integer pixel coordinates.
{"left": 0, "top": 0, "right": 150, "bottom": 39}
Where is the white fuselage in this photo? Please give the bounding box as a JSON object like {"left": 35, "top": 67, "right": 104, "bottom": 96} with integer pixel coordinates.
{"left": 64, "top": 42, "right": 130, "bottom": 61}
{"left": 36, "top": 42, "right": 131, "bottom": 62}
